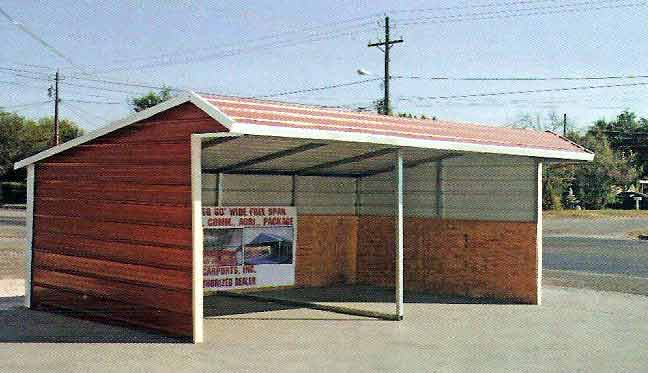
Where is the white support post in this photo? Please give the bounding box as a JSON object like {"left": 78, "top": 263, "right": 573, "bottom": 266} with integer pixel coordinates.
{"left": 24, "top": 164, "right": 35, "bottom": 308}
{"left": 217, "top": 172, "right": 224, "bottom": 206}
{"left": 190, "top": 135, "right": 204, "bottom": 343}
{"left": 535, "top": 160, "right": 543, "bottom": 305}
{"left": 395, "top": 149, "right": 404, "bottom": 319}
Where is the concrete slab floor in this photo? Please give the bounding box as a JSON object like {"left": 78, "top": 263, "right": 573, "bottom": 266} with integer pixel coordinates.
{"left": 0, "top": 286, "right": 646, "bottom": 372}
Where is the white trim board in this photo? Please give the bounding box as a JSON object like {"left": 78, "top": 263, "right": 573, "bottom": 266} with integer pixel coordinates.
{"left": 190, "top": 135, "right": 204, "bottom": 343}
{"left": 24, "top": 164, "right": 35, "bottom": 308}
{"left": 14, "top": 92, "right": 234, "bottom": 170}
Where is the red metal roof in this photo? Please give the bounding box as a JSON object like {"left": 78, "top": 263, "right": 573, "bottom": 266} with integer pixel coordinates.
{"left": 201, "top": 94, "right": 590, "bottom": 154}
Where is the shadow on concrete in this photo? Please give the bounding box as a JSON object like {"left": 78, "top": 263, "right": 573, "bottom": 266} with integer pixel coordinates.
{"left": 204, "top": 293, "right": 301, "bottom": 318}
{"left": 240, "top": 285, "right": 517, "bottom": 305}
{"left": 0, "top": 296, "right": 180, "bottom": 343}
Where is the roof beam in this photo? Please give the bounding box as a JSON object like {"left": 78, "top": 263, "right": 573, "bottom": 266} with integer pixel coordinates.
{"left": 203, "top": 143, "right": 326, "bottom": 174}
{"left": 202, "top": 135, "right": 243, "bottom": 149}
{"left": 359, "top": 153, "right": 462, "bottom": 178}
{"left": 209, "top": 169, "right": 360, "bottom": 178}
{"left": 295, "top": 147, "right": 397, "bottom": 176}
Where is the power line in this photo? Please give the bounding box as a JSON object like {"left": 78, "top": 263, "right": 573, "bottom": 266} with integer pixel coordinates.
{"left": 63, "top": 101, "right": 108, "bottom": 121}
{"left": 0, "top": 6, "right": 79, "bottom": 69}
{"left": 0, "top": 79, "right": 49, "bottom": 90}
{"left": 253, "top": 78, "right": 381, "bottom": 98}
{"left": 61, "top": 80, "right": 150, "bottom": 95}
{"left": 0, "top": 100, "right": 52, "bottom": 110}
{"left": 395, "top": 0, "right": 633, "bottom": 21}
{"left": 400, "top": 81, "right": 648, "bottom": 102}
{"left": 105, "top": 14, "right": 381, "bottom": 66}
{"left": 390, "top": 0, "right": 566, "bottom": 13}
{"left": 393, "top": 74, "right": 648, "bottom": 81}
{"left": 60, "top": 101, "right": 103, "bottom": 129}
{"left": 395, "top": 0, "right": 646, "bottom": 26}
{"left": 80, "top": 23, "right": 376, "bottom": 74}
{"left": 64, "top": 98, "right": 123, "bottom": 105}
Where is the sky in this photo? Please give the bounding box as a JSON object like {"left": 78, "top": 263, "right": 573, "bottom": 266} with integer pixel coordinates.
{"left": 1, "top": 0, "right": 647, "bottom": 132}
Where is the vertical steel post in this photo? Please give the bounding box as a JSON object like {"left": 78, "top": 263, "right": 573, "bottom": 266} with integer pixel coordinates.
{"left": 190, "top": 135, "right": 204, "bottom": 343}
{"left": 24, "top": 164, "right": 35, "bottom": 308}
{"left": 217, "top": 172, "right": 224, "bottom": 206}
{"left": 395, "top": 149, "right": 404, "bottom": 319}
{"left": 535, "top": 160, "right": 543, "bottom": 305}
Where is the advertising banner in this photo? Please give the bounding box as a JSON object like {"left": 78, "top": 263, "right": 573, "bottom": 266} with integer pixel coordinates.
{"left": 202, "top": 206, "right": 296, "bottom": 291}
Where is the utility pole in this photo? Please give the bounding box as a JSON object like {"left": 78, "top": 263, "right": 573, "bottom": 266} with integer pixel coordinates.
{"left": 53, "top": 70, "right": 60, "bottom": 146}
{"left": 368, "top": 16, "right": 403, "bottom": 115}
{"left": 48, "top": 70, "right": 61, "bottom": 146}
{"left": 563, "top": 113, "right": 567, "bottom": 137}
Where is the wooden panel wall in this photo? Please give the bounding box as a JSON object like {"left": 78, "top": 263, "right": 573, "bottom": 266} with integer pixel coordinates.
{"left": 356, "top": 216, "right": 538, "bottom": 304}
{"left": 296, "top": 215, "right": 358, "bottom": 287}
{"left": 31, "top": 103, "right": 223, "bottom": 337}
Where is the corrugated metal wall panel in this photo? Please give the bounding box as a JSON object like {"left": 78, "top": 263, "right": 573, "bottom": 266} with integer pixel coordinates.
{"left": 201, "top": 153, "right": 536, "bottom": 221}
{"left": 202, "top": 174, "right": 356, "bottom": 214}
{"left": 357, "top": 162, "right": 438, "bottom": 217}
{"left": 201, "top": 174, "right": 218, "bottom": 205}
{"left": 442, "top": 154, "right": 536, "bottom": 221}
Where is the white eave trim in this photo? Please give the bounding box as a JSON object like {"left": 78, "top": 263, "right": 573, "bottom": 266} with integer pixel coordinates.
{"left": 229, "top": 122, "right": 595, "bottom": 162}
{"left": 14, "top": 91, "right": 235, "bottom": 170}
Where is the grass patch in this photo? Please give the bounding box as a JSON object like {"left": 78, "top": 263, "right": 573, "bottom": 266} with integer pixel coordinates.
{"left": 543, "top": 209, "right": 648, "bottom": 219}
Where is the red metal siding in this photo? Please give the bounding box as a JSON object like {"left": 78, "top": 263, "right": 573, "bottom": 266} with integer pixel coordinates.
{"left": 31, "top": 103, "right": 224, "bottom": 337}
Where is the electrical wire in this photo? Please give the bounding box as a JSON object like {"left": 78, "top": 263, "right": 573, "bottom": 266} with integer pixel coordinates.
{"left": 80, "top": 23, "right": 376, "bottom": 75}
{"left": 393, "top": 74, "right": 648, "bottom": 81}
{"left": 253, "top": 78, "right": 381, "bottom": 98}
{"left": 389, "top": 0, "right": 568, "bottom": 13}
{"left": 107, "top": 14, "right": 381, "bottom": 66}
{"left": 400, "top": 81, "right": 648, "bottom": 102}
{"left": 64, "top": 98, "right": 123, "bottom": 105}
{"left": 394, "top": 0, "right": 634, "bottom": 22}
{"left": 60, "top": 101, "right": 104, "bottom": 129}
{"left": 0, "top": 6, "right": 79, "bottom": 69}
{"left": 395, "top": 0, "right": 646, "bottom": 26}
{"left": 0, "top": 100, "right": 52, "bottom": 110}
{"left": 0, "top": 79, "right": 48, "bottom": 90}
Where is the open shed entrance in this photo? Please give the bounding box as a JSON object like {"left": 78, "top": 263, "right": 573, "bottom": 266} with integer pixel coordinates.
{"left": 193, "top": 132, "right": 542, "bottom": 333}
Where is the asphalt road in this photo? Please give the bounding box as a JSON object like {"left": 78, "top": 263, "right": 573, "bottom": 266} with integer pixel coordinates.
{"left": 544, "top": 236, "right": 648, "bottom": 278}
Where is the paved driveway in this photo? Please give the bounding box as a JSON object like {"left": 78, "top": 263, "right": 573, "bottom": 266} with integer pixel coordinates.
{"left": 1, "top": 286, "right": 647, "bottom": 372}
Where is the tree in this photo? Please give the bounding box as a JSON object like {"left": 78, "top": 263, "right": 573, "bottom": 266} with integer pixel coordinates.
{"left": 512, "top": 111, "right": 580, "bottom": 209}
{"left": 0, "top": 111, "right": 83, "bottom": 182}
{"left": 130, "top": 87, "right": 173, "bottom": 112}
{"left": 572, "top": 133, "right": 637, "bottom": 209}
{"left": 372, "top": 98, "right": 435, "bottom": 119}
{"left": 588, "top": 110, "right": 648, "bottom": 179}
{"left": 0, "top": 112, "right": 25, "bottom": 178}
{"left": 510, "top": 110, "right": 574, "bottom": 134}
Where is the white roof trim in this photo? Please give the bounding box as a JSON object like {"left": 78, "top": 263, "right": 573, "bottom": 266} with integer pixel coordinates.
{"left": 228, "top": 122, "right": 595, "bottom": 161}
{"left": 14, "top": 92, "right": 594, "bottom": 169}
{"left": 14, "top": 91, "right": 233, "bottom": 169}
